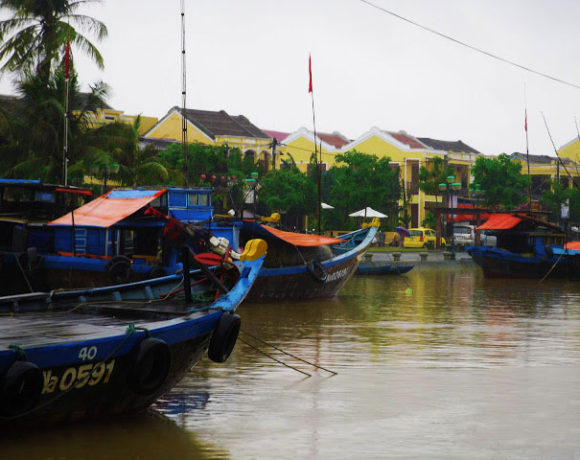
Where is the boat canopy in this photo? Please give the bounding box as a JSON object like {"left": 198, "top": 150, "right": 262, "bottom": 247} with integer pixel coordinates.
{"left": 49, "top": 189, "right": 167, "bottom": 228}
{"left": 477, "top": 213, "right": 522, "bottom": 230}
{"left": 244, "top": 222, "right": 343, "bottom": 247}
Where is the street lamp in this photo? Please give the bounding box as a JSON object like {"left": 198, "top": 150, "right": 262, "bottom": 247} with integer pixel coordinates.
{"left": 439, "top": 175, "right": 461, "bottom": 260}
{"left": 245, "top": 172, "right": 259, "bottom": 221}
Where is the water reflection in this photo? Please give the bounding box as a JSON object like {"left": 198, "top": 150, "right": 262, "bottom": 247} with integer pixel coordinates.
{"left": 2, "top": 411, "right": 228, "bottom": 459}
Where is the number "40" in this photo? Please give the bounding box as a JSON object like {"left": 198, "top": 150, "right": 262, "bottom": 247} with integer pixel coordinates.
{"left": 78, "top": 346, "right": 98, "bottom": 361}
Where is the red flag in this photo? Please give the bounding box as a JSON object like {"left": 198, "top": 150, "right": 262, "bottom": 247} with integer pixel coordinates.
{"left": 524, "top": 109, "right": 528, "bottom": 132}
{"left": 308, "top": 54, "right": 313, "bottom": 93}
{"left": 64, "top": 41, "right": 71, "bottom": 79}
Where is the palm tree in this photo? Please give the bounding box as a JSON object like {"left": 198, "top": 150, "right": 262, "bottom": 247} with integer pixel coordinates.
{"left": 0, "top": 0, "right": 107, "bottom": 84}
{"left": 3, "top": 68, "right": 110, "bottom": 183}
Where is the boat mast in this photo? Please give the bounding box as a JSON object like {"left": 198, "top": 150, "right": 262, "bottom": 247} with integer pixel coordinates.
{"left": 309, "top": 54, "right": 322, "bottom": 234}
{"left": 181, "top": 0, "right": 189, "bottom": 187}
{"left": 63, "top": 41, "right": 71, "bottom": 186}
{"left": 524, "top": 88, "right": 531, "bottom": 214}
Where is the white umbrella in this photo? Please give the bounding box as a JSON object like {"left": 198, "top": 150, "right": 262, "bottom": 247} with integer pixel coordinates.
{"left": 349, "top": 207, "right": 388, "bottom": 218}
{"left": 321, "top": 202, "right": 334, "bottom": 209}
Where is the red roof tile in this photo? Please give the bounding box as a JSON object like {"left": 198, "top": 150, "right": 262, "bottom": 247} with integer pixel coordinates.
{"left": 263, "top": 130, "right": 290, "bottom": 143}
{"left": 317, "top": 132, "right": 350, "bottom": 148}
{"left": 388, "top": 132, "right": 425, "bottom": 149}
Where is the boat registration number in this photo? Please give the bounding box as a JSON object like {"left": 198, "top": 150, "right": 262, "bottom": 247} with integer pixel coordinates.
{"left": 42, "top": 360, "right": 116, "bottom": 394}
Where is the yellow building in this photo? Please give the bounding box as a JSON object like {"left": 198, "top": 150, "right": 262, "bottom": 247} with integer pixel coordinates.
{"left": 558, "top": 137, "right": 580, "bottom": 164}
{"left": 143, "top": 107, "right": 273, "bottom": 170}
{"left": 510, "top": 152, "right": 580, "bottom": 196}
{"left": 275, "top": 128, "right": 351, "bottom": 172}
{"left": 342, "top": 127, "right": 480, "bottom": 227}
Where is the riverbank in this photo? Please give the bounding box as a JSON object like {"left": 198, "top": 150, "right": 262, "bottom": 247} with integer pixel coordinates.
{"left": 366, "top": 248, "right": 474, "bottom": 264}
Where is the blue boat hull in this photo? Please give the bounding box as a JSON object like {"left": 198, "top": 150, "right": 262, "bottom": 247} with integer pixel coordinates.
{"left": 356, "top": 262, "right": 414, "bottom": 275}
{"left": 467, "top": 246, "right": 573, "bottom": 279}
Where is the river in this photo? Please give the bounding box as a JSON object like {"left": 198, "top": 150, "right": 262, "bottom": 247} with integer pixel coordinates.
{"left": 4, "top": 263, "right": 580, "bottom": 459}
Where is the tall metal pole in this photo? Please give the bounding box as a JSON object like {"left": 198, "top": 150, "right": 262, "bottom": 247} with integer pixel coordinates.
{"left": 181, "top": 0, "right": 189, "bottom": 187}
{"left": 309, "top": 54, "right": 321, "bottom": 234}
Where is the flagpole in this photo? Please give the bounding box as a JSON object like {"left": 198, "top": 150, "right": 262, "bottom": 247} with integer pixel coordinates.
{"left": 309, "top": 53, "right": 322, "bottom": 235}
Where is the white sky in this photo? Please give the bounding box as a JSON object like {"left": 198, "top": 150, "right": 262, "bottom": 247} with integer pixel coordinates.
{"left": 2, "top": 0, "right": 580, "bottom": 156}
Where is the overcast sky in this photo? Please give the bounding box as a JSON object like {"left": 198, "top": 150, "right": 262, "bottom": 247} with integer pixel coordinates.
{"left": 2, "top": 0, "right": 580, "bottom": 156}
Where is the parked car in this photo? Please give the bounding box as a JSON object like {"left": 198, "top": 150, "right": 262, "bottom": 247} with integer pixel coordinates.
{"left": 403, "top": 227, "right": 446, "bottom": 249}
{"left": 453, "top": 224, "right": 497, "bottom": 249}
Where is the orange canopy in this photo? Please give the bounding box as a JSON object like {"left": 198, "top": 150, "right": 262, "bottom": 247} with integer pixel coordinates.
{"left": 565, "top": 241, "right": 580, "bottom": 250}
{"left": 49, "top": 189, "right": 167, "bottom": 228}
{"left": 477, "top": 213, "right": 522, "bottom": 230}
{"left": 244, "top": 223, "right": 343, "bottom": 247}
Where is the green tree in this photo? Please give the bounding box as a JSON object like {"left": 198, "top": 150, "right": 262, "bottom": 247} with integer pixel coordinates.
{"left": 418, "top": 156, "right": 454, "bottom": 205}
{"left": 259, "top": 166, "right": 316, "bottom": 227}
{"left": 325, "top": 150, "right": 400, "bottom": 229}
{"left": 471, "top": 153, "right": 530, "bottom": 209}
{"left": 2, "top": 69, "right": 110, "bottom": 183}
{"left": 0, "top": 0, "right": 107, "bottom": 85}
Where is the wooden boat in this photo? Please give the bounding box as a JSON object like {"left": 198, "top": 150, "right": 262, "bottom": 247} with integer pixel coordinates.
{"left": 466, "top": 213, "right": 573, "bottom": 279}
{"left": 0, "top": 179, "right": 93, "bottom": 294}
{"left": 356, "top": 261, "right": 414, "bottom": 275}
{"left": 237, "top": 222, "right": 377, "bottom": 302}
{"left": 3, "top": 187, "right": 229, "bottom": 294}
{"left": 0, "top": 244, "right": 265, "bottom": 428}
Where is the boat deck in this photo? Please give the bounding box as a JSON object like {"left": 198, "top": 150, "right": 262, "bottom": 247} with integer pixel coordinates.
{"left": 0, "top": 300, "right": 202, "bottom": 348}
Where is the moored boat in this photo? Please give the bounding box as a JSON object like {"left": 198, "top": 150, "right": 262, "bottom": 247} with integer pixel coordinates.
{"left": 3, "top": 187, "right": 229, "bottom": 294}
{"left": 356, "top": 261, "right": 414, "bottom": 275}
{"left": 0, "top": 242, "right": 265, "bottom": 428}
{"left": 237, "top": 222, "right": 377, "bottom": 302}
{"left": 466, "top": 213, "right": 573, "bottom": 279}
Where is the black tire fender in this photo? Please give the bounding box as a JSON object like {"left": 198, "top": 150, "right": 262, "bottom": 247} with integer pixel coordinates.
{"left": 106, "top": 255, "right": 133, "bottom": 284}
{"left": 306, "top": 260, "right": 327, "bottom": 284}
{"left": 129, "top": 337, "right": 171, "bottom": 395}
{"left": 0, "top": 360, "right": 43, "bottom": 417}
{"left": 208, "top": 313, "right": 241, "bottom": 363}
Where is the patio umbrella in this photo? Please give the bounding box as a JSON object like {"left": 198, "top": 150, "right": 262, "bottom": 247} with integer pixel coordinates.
{"left": 348, "top": 207, "right": 388, "bottom": 218}
{"left": 321, "top": 202, "right": 334, "bottom": 209}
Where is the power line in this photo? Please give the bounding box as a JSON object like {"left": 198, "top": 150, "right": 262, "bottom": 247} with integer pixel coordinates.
{"left": 358, "top": 0, "right": 580, "bottom": 91}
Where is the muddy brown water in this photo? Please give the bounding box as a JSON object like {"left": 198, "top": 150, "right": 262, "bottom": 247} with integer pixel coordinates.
{"left": 3, "top": 263, "right": 580, "bottom": 459}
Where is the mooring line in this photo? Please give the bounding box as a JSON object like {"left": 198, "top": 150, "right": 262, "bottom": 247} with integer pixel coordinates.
{"left": 241, "top": 329, "right": 338, "bottom": 376}
{"left": 238, "top": 336, "right": 312, "bottom": 377}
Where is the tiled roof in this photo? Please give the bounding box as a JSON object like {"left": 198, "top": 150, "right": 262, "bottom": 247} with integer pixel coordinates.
{"left": 317, "top": 132, "right": 350, "bottom": 148}
{"left": 388, "top": 131, "right": 426, "bottom": 149}
{"left": 511, "top": 152, "right": 577, "bottom": 166}
{"left": 178, "top": 107, "right": 269, "bottom": 140}
{"left": 263, "top": 130, "right": 290, "bottom": 143}
{"left": 418, "top": 137, "right": 480, "bottom": 154}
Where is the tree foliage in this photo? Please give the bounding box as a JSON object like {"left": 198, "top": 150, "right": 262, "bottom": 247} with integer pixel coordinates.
{"left": 418, "top": 156, "right": 454, "bottom": 204}
{"left": 324, "top": 150, "right": 400, "bottom": 229}
{"left": 259, "top": 166, "right": 316, "bottom": 217}
{"left": 471, "top": 154, "right": 530, "bottom": 209}
{"left": 0, "top": 0, "right": 107, "bottom": 85}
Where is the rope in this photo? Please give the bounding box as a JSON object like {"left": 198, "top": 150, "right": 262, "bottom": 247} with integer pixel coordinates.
{"left": 241, "top": 329, "right": 337, "bottom": 375}
{"left": 8, "top": 344, "right": 27, "bottom": 360}
{"left": 539, "top": 252, "right": 565, "bottom": 283}
{"left": 239, "top": 336, "right": 311, "bottom": 378}
{"left": 13, "top": 254, "right": 33, "bottom": 293}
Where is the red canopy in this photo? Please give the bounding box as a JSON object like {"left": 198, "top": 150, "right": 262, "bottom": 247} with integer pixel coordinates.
{"left": 247, "top": 224, "right": 343, "bottom": 247}
{"left": 477, "top": 214, "right": 522, "bottom": 230}
{"left": 49, "top": 189, "right": 167, "bottom": 228}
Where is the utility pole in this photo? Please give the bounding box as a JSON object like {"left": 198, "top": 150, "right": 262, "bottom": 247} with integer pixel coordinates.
{"left": 271, "top": 138, "right": 278, "bottom": 171}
